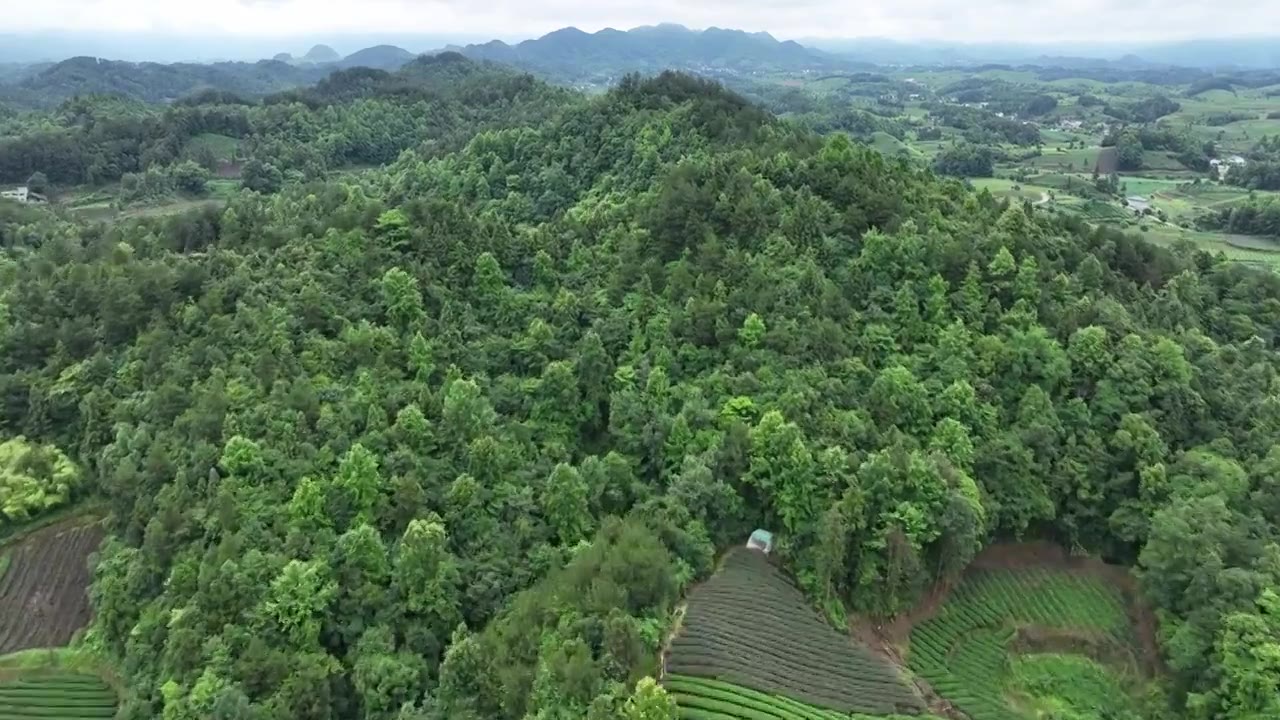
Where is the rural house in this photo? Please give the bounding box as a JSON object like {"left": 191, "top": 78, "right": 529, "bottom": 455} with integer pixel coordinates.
{"left": 0, "top": 187, "right": 47, "bottom": 204}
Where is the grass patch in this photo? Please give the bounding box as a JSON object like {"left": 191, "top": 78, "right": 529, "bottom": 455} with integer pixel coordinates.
{"left": 1138, "top": 150, "right": 1192, "bottom": 172}
{"left": 868, "top": 131, "right": 917, "bottom": 159}
{"left": 1007, "top": 654, "right": 1141, "bottom": 720}
{"left": 119, "top": 198, "right": 224, "bottom": 219}
{"left": 969, "top": 177, "right": 1045, "bottom": 202}
{"left": 1118, "top": 176, "right": 1186, "bottom": 198}
{"left": 207, "top": 179, "right": 239, "bottom": 199}
{"left": 186, "top": 132, "right": 240, "bottom": 161}
{"left": 1026, "top": 146, "right": 1099, "bottom": 173}
{"left": 0, "top": 647, "right": 99, "bottom": 673}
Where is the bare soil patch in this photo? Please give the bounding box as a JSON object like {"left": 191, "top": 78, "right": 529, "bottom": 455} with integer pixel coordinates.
{"left": 215, "top": 160, "right": 244, "bottom": 179}
{"left": 0, "top": 518, "right": 105, "bottom": 655}
{"left": 1011, "top": 626, "right": 1138, "bottom": 670}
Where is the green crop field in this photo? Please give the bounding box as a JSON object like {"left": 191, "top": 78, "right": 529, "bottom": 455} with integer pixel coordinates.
{"left": 667, "top": 550, "right": 924, "bottom": 716}
{"left": 1024, "top": 146, "right": 1099, "bottom": 172}
{"left": 664, "top": 675, "right": 941, "bottom": 720}
{"left": 0, "top": 674, "right": 116, "bottom": 720}
{"left": 1118, "top": 176, "right": 1186, "bottom": 198}
{"left": 968, "top": 178, "right": 1043, "bottom": 202}
{"left": 1139, "top": 224, "right": 1280, "bottom": 268}
{"left": 908, "top": 567, "right": 1139, "bottom": 720}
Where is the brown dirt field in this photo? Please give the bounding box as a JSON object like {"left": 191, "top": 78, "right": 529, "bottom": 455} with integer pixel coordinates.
{"left": 850, "top": 541, "right": 1163, "bottom": 678}
{"left": 215, "top": 160, "right": 244, "bottom": 178}
{"left": 0, "top": 518, "right": 105, "bottom": 655}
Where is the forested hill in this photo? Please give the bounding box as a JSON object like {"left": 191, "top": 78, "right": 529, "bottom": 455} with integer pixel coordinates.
{"left": 3, "top": 71, "right": 1280, "bottom": 719}
{"left": 0, "top": 56, "right": 329, "bottom": 108}
{"left": 455, "top": 24, "right": 849, "bottom": 82}
{"left": 0, "top": 54, "right": 572, "bottom": 188}
{"left": 0, "top": 25, "right": 849, "bottom": 108}
{"left": 336, "top": 45, "right": 417, "bottom": 71}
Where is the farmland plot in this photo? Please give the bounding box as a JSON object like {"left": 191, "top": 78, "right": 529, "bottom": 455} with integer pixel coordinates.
{"left": 667, "top": 550, "right": 925, "bottom": 716}
{"left": 0, "top": 674, "right": 116, "bottom": 720}
{"left": 908, "top": 567, "right": 1138, "bottom": 720}
{"left": 0, "top": 522, "right": 104, "bottom": 655}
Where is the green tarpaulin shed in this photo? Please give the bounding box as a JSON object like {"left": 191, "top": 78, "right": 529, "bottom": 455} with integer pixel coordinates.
{"left": 747, "top": 529, "right": 774, "bottom": 553}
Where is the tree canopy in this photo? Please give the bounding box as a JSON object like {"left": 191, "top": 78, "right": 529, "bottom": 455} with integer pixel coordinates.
{"left": 1, "top": 70, "right": 1279, "bottom": 720}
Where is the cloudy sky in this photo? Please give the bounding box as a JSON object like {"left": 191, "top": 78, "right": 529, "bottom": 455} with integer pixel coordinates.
{"left": 4, "top": 0, "right": 1276, "bottom": 44}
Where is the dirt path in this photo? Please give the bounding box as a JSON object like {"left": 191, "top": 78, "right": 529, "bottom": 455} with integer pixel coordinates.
{"left": 658, "top": 603, "right": 686, "bottom": 680}
{"left": 849, "top": 609, "right": 967, "bottom": 720}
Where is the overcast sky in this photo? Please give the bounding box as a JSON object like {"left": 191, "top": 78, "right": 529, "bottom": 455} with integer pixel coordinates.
{"left": 4, "top": 0, "right": 1277, "bottom": 44}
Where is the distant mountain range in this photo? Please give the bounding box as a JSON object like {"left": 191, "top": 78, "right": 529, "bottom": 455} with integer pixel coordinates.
{"left": 1, "top": 27, "right": 1278, "bottom": 70}
{"left": 803, "top": 36, "right": 1280, "bottom": 69}
{"left": 445, "top": 24, "right": 853, "bottom": 82}
{"left": 3, "top": 25, "right": 1279, "bottom": 109}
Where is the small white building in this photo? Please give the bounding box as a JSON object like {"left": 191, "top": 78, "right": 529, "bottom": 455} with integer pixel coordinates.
{"left": 0, "top": 186, "right": 46, "bottom": 204}
{"left": 1210, "top": 156, "right": 1248, "bottom": 179}
{"left": 1127, "top": 196, "right": 1152, "bottom": 215}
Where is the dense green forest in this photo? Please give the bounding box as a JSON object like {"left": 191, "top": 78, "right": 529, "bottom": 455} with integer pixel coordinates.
{"left": 0, "top": 54, "right": 570, "bottom": 189}
{"left": 2, "top": 64, "right": 1280, "bottom": 720}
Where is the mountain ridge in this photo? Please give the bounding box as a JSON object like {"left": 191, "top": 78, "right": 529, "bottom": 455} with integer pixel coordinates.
{"left": 449, "top": 24, "right": 854, "bottom": 82}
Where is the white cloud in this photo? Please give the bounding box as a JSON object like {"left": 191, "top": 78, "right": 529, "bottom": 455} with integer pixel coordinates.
{"left": 4, "top": 0, "right": 1277, "bottom": 44}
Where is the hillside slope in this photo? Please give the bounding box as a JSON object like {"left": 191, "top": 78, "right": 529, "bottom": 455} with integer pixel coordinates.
{"left": 0, "top": 72, "right": 1277, "bottom": 720}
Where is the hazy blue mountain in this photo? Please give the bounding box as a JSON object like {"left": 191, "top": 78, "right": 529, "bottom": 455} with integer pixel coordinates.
{"left": 803, "top": 36, "right": 1280, "bottom": 69}
{"left": 303, "top": 45, "right": 341, "bottom": 64}
{"left": 0, "top": 32, "right": 496, "bottom": 63}
{"left": 453, "top": 24, "right": 855, "bottom": 83}
{"left": 0, "top": 56, "right": 327, "bottom": 107}
{"left": 339, "top": 45, "right": 416, "bottom": 70}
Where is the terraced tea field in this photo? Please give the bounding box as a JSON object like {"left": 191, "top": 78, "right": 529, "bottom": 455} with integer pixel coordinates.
{"left": 908, "top": 567, "right": 1139, "bottom": 720}
{"left": 667, "top": 550, "right": 925, "bottom": 716}
{"left": 0, "top": 521, "right": 103, "bottom": 655}
{"left": 665, "top": 675, "right": 940, "bottom": 720}
{"left": 0, "top": 674, "right": 116, "bottom": 720}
